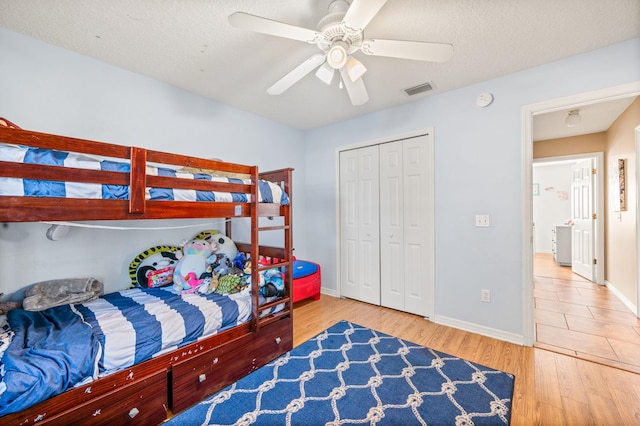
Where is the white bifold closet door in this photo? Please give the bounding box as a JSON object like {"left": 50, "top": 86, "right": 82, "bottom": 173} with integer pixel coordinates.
{"left": 379, "top": 136, "right": 432, "bottom": 317}
{"left": 339, "top": 145, "right": 381, "bottom": 305}
{"left": 339, "top": 135, "right": 433, "bottom": 318}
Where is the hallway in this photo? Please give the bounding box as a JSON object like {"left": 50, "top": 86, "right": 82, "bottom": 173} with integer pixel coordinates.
{"left": 534, "top": 252, "right": 640, "bottom": 374}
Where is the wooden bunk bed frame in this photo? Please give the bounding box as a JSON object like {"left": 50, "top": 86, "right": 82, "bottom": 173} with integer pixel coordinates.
{"left": 0, "top": 126, "right": 294, "bottom": 425}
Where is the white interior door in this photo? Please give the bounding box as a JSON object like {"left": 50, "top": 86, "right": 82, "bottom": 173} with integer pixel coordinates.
{"left": 402, "top": 136, "right": 432, "bottom": 317}
{"left": 379, "top": 136, "right": 432, "bottom": 317}
{"left": 340, "top": 150, "right": 360, "bottom": 300}
{"left": 571, "top": 158, "right": 595, "bottom": 281}
{"left": 339, "top": 146, "right": 380, "bottom": 305}
{"left": 379, "top": 141, "right": 404, "bottom": 311}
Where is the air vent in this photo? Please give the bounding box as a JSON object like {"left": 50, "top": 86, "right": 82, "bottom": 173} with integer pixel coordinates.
{"left": 404, "top": 81, "right": 434, "bottom": 96}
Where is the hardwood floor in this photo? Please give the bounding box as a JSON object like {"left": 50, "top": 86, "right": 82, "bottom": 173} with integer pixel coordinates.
{"left": 534, "top": 252, "right": 640, "bottom": 374}
{"left": 293, "top": 295, "right": 640, "bottom": 425}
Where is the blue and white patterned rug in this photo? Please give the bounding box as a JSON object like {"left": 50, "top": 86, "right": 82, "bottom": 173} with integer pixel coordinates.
{"left": 166, "top": 321, "right": 514, "bottom": 425}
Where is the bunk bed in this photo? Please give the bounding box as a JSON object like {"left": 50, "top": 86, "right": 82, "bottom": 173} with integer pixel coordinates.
{"left": 0, "top": 124, "right": 294, "bottom": 425}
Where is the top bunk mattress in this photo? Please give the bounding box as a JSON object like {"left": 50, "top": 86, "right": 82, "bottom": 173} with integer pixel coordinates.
{"left": 0, "top": 143, "right": 289, "bottom": 205}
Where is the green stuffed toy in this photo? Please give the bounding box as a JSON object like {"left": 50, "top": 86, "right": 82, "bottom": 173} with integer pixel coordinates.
{"left": 214, "top": 274, "right": 245, "bottom": 294}
{"left": 208, "top": 254, "right": 246, "bottom": 294}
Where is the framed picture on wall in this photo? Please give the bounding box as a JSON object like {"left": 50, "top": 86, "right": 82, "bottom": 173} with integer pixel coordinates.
{"left": 610, "top": 158, "right": 627, "bottom": 211}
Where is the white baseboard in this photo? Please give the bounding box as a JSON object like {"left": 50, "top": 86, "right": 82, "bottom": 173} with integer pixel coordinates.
{"left": 605, "top": 280, "right": 638, "bottom": 314}
{"left": 435, "top": 315, "right": 526, "bottom": 346}
{"left": 320, "top": 287, "right": 338, "bottom": 298}
{"left": 317, "top": 291, "right": 527, "bottom": 345}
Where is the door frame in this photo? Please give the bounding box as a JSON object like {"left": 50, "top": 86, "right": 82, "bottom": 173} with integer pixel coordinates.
{"left": 335, "top": 128, "right": 435, "bottom": 320}
{"left": 521, "top": 81, "right": 640, "bottom": 346}
{"left": 636, "top": 125, "right": 640, "bottom": 316}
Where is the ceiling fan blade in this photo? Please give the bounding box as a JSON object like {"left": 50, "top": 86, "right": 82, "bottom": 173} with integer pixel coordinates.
{"left": 315, "top": 62, "right": 336, "bottom": 85}
{"left": 361, "top": 39, "right": 454, "bottom": 63}
{"left": 267, "top": 54, "right": 326, "bottom": 95}
{"left": 229, "top": 12, "right": 320, "bottom": 43}
{"left": 342, "top": 0, "right": 388, "bottom": 33}
{"left": 339, "top": 68, "right": 369, "bottom": 106}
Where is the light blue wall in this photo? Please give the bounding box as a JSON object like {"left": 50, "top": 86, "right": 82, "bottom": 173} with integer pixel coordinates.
{"left": 1, "top": 26, "right": 639, "bottom": 339}
{"left": 303, "top": 38, "right": 640, "bottom": 336}
{"left": 0, "top": 28, "right": 303, "bottom": 170}
{"left": 0, "top": 28, "right": 307, "bottom": 297}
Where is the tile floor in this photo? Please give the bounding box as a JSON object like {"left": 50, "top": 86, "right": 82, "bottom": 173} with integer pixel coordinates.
{"left": 534, "top": 252, "right": 640, "bottom": 373}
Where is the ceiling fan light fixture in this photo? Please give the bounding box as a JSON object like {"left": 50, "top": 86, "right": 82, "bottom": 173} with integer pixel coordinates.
{"left": 328, "top": 0, "right": 350, "bottom": 14}
{"left": 315, "top": 61, "right": 335, "bottom": 85}
{"left": 327, "top": 43, "right": 348, "bottom": 69}
{"left": 229, "top": 0, "right": 453, "bottom": 107}
{"left": 346, "top": 56, "right": 367, "bottom": 81}
{"left": 565, "top": 109, "right": 582, "bottom": 127}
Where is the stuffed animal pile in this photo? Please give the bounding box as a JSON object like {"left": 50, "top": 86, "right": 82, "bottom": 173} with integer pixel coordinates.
{"left": 172, "top": 239, "right": 217, "bottom": 293}
{"left": 129, "top": 230, "right": 285, "bottom": 298}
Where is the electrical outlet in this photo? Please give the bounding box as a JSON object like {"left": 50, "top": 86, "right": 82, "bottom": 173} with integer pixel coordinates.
{"left": 481, "top": 289, "right": 491, "bottom": 303}
{"left": 475, "top": 214, "right": 490, "bottom": 227}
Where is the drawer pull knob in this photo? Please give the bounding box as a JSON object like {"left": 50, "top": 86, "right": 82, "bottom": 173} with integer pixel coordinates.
{"left": 275, "top": 337, "right": 281, "bottom": 344}
{"left": 213, "top": 357, "right": 219, "bottom": 364}
{"left": 129, "top": 407, "right": 139, "bottom": 418}
{"left": 199, "top": 374, "right": 207, "bottom": 382}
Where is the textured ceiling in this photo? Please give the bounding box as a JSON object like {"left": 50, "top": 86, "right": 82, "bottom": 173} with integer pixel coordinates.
{"left": 1, "top": 0, "right": 639, "bottom": 133}
{"left": 533, "top": 96, "right": 637, "bottom": 142}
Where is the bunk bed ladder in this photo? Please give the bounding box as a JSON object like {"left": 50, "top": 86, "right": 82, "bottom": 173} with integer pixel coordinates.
{"left": 226, "top": 168, "right": 293, "bottom": 332}
{"left": 256, "top": 168, "right": 293, "bottom": 330}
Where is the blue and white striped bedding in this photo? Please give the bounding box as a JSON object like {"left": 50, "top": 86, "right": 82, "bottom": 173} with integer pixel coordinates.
{"left": 74, "top": 287, "right": 253, "bottom": 375}
{"left": 0, "top": 144, "right": 289, "bottom": 204}
{"left": 0, "top": 286, "right": 282, "bottom": 416}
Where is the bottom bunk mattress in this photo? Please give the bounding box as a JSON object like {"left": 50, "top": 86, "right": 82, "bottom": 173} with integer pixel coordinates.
{"left": 0, "top": 286, "right": 279, "bottom": 416}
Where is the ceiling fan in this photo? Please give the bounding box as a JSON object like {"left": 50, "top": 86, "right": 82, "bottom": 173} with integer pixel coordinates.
{"left": 229, "top": 0, "right": 453, "bottom": 106}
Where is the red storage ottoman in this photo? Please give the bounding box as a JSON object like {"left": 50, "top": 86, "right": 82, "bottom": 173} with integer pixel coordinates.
{"left": 292, "top": 260, "right": 321, "bottom": 303}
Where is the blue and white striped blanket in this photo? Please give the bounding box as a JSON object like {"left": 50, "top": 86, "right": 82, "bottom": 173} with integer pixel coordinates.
{"left": 0, "top": 286, "right": 272, "bottom": 416}
{"left": 75, "top": 287, "right": 253, "bottom": 374}
{"left": 0, "top": 144, "right": 289, "bottom": 204}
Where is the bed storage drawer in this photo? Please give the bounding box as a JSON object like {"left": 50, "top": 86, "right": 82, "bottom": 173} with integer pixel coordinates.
{"left": 171, "top": 316, "right": 293, "bottom": 414}
{"left": 39, "top": 369, "right": 168, "bottom": 425}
